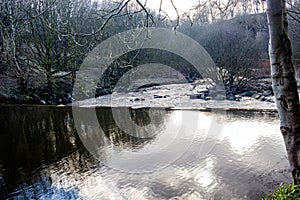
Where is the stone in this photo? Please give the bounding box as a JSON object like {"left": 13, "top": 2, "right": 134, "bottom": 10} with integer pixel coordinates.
{"left": 252, "top": 94, "right": 261, "bottom": 100}
{"left": 263, "top": 91, "right": 272, "bottom": 97}
{"left": 241, "top": 91, "right": 252, "bottom": 97}
{"left": 200, "top": 90, "right": 210, "bottom": 98}
{"left": 214, "top": 94, "right": 226, "bottom": 101}
{"left": 234, "top": 95, "right": 242, "bottom": 101}
{"left": 204, "top": 97, "right": 212, "bottom": 101}
{"left": 227, "top": 96, "right": 235, "bottom": 101}
{"left": 259, "top": 96, "right": 266, "bottom": 101}
{"left": 189, "top": 94, "right": 201, "bottom": 99}
{"left": 154, "top": 94, "right": 167, "bottom": 99}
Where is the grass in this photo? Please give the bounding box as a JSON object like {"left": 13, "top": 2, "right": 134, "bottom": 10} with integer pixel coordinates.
{"left": 261, "top": 183, "right": 300, "bottom": 200}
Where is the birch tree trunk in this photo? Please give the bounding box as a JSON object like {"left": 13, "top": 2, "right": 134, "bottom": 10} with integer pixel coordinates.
{"left": 266, "top": 0, "right": 300, "bottom": 184}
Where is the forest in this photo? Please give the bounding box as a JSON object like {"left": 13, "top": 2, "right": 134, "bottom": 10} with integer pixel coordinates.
{"left": 1, "top": 0, "right": 299, "bottom": 105}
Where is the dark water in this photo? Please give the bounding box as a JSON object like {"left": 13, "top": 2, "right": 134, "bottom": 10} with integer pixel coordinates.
{"left": 0, "top": 106, "right": 290, "bottom": 200}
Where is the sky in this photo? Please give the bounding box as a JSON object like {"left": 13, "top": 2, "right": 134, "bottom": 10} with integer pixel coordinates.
{"left": 140, "top": 0, "right": 266, "bottom": 20}
{"left": 141, "top": 0, "right": 200, "bottom": 19}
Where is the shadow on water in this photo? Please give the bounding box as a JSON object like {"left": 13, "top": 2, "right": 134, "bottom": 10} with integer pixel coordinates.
{"left": 0, "top": 106, "right": 164, "bottom": 199}
{"left": 0, "top": 106, "right": 291, "bottom": 199}
{"left": 0, "top": 106, "right": 82, "bottom": 199}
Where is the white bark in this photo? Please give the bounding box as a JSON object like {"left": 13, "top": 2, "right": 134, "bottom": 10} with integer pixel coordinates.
{"left": 267, "top": 0, "right": 300, "bottom": 184}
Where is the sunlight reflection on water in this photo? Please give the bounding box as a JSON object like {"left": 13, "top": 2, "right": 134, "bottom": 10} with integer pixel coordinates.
{"left": 0, "top": 106, "right": 291, "bottom": 200}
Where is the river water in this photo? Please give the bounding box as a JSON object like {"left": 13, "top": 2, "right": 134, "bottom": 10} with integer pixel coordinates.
{"left": 0, "top": 106, "right": 290, "bottom": 199}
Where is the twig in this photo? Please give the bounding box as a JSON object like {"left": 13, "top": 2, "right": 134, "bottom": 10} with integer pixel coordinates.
{"left": 288, "top": 12, "right": 300, "bottom": 23}
{"left": 47, "top": 0, "right": 131, "bottom": 37}
{"left": 135, "top": 0, "right": 155, "bottom": 27}
{"left": 170, "top": 0, "right": 180, "bottom": 30}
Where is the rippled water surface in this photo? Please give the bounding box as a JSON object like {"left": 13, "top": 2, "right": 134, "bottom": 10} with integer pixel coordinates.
{"left": 0, "top": 106, "right": 291, "bottom": 199}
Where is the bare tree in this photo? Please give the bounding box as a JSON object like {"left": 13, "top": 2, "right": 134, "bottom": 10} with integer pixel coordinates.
{"left": 266, "top": 0, "right": 300, "bottom": 184}
{"left": 0, "top": 0, "right": 156, "bottom": 103}
{"left": 197, "top": 23, "right": 260, "bottom": 90}
{"left": 0, "top": 0, "right": 32, "bottom": 94}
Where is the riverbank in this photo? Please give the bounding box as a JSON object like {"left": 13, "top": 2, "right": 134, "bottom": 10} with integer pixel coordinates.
{"left": 2, "top": 78, "right": 300, "bottom": 111}
{"left": 73, "top": 79, "right": 279, "bottom": 111}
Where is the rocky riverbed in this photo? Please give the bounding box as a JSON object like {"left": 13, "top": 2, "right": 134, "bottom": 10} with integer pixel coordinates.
{"left": 73, "top": 78, "right": 288, "bottom": 111}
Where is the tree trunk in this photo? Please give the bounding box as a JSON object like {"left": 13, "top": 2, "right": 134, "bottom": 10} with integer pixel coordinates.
{"left": 266, "top": 0, "right": 300, "bottom": 184}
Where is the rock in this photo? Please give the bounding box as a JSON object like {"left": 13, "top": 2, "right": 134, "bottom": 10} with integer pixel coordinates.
{"left": 154, "top": 94, "right": 167, "bottom": 99}
{"left": 137, "top": 83, "right": 160, "bottom": 90}
{"left": 227, "top": 95, "right": 235, "bottom": 101}
{"left": 0, "top": 91, "right": 9, "bottom": 103}
{"left": 67, "top": 93, "right": 72, "bottom": 100}
{"left": 259, "top": 96, "right": 266, "bottom": 101}
{"left": 204, "top": 97, "right": 212, "bottom": 101}
{"left": 208, "top": 85, "right": 224, "bottom": 97}
{"left": 252, "top": 94, "right": 261, "bottom": 100}
{"left": 197, "top": 89, "right": 209, "bottom": 97}
{"left": 214, "top": 94, "right": 226, "bottom": 101}
{"left": 189, "top": 93, "right": 210, "bottom": 100}
{"left": 130, "top": 97, "right": 142, "bottom": 102}
{"left": 266, "top": 98, "right": 274, "bottom": 103}
{"left": 189, "top": 94, "right": 200, "bottom": 99}
{"left": 234, "top": 95, "right": 242, "bottom": 100}
{"left": 263, "top": 91, "right": 272, "bottom": 97}
{"left": 241, "top": 91, "right": 253, "bottom": 97}
{"left": 187, "top": 77, "right": 194, "bottom": 83}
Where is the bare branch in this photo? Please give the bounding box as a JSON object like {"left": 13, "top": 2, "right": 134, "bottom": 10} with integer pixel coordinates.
{"left": 170, "top": 0, "right": 180, "bottom": 30}
{"left": 135, "top": 0, "right": 155, "bottom": 26}
{"left": 47, "top": 0, "right": 132, "bottom": 37}
{"left": 288, "top": 11, "right": 300, "bottom": 22}
{"left": 287, "top": 8, "right": 300, "bottom": 15}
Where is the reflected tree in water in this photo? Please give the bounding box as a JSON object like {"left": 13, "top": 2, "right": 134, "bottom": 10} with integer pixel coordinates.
{"left": 0, "top": 106, "right": 169, "bottom": 198}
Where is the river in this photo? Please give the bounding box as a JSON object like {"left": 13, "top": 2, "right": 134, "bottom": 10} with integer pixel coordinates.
{"left": 0, "top": 106, "right": 290, "bottom": 199}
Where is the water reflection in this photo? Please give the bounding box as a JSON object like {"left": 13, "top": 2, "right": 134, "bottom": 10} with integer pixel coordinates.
{"left": 0, "top": 106, "right": 166, "bottom": 199}
{"left": 0, "top": 106, "right": 80, "bottom": 199}
{"left": 0, "top": 106, "right": 292, "bottom": 199}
